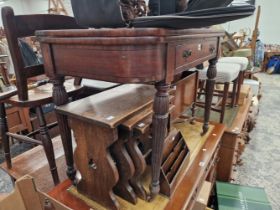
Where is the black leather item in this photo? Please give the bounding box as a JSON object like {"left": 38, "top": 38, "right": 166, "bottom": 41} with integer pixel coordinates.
{"left": 179, "top": 5, "right": 255, "bottom": 16}
{"left": 148, "top": 0, "right": 188, "bottom": 15}
{"left": 187, "top": 0, "right": 234, "bottom": 11}
{"left": 70, "top": 0, "right": 125, "bottom": 28}
{"left": 132, "top": 6, "right": 255, "bottom": 29}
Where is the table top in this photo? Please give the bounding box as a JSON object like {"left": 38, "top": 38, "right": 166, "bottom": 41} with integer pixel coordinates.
{"left": 56, "top": 84, "right": 155, "bottom": 128}
{"left": 36, "top": 28, "right": 224, "bottom": 39}
{"left": 37, "top": 28, "right": 224, "bottom": 84}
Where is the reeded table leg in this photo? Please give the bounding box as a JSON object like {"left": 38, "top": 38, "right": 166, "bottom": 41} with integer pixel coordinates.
{"left": 203, "top": 58, "right": 217, "bottom": 135}
{"left": 52, "top": 76, "right": 76, "bottom": 182}
{"left": 150, "top": 82, "right": 170, "bottom": 200}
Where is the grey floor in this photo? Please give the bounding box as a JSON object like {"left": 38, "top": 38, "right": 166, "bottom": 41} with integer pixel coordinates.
{"left": 0, "top": 73, "right": 279, "bottom": 210}
{"left": 235, "top": 73, "right": 280, "bottom": 210}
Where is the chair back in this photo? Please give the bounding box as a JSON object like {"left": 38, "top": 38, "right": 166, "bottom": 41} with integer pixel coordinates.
{"left": 1, "top": 6, "right": 82, "bottom": 101}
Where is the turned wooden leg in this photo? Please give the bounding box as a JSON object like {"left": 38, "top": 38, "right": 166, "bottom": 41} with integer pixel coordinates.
{"left": 0, "top": 103, "right": 11, "bottom": 168}
{"left": 220, "top": 83, "right": 229, "bottom": 123}
{"left": 111, "top": 132, "right": 137, "bottom": 204}
{"left": 231, "top": 78, "right": 238, "bottom": 107}
{"left": 52, "top": 77, "right": 76, "bottom": 182}
{"left": 36, "top": 106, "right": 59, "bottom": 185}
{"left": 236, "top": 71, "right": 244, "bottom": 106}
{"left": 203, "top": 58, "right": 217, "bottom": 135}
{"left": 150, "top": 82, "right": 170, "bottom": 200}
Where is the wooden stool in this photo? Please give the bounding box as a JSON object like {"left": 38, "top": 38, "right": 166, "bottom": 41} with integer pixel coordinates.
{"left": 195, "top": 63, "right": 241, "bottom": 123}
{"left": 218, "top": 57, "right": 249, "bottom": 105}
{"left": 56, "top": 84, "right": 156, "bottom": 210}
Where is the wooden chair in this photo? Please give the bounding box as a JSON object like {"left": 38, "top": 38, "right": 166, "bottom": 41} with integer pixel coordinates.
{"left": 1, "top": 6, "right": 84, "bottom": 185}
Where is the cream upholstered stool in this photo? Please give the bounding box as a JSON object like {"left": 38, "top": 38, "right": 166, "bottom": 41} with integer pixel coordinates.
{"left": 195, "top": 62, "right": 241, "bottom": 123}
{"left": 218, "top": 57, "right": 249, "bottom": 105}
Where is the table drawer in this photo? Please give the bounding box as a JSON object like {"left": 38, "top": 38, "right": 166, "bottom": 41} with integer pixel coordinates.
{"left": 175, "top": 38, "right": 218, "bottom": 70}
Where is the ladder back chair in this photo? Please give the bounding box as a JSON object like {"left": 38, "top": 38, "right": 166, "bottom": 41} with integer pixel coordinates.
{"left": 1, "top": 6, "right": 84, "bottom": 185}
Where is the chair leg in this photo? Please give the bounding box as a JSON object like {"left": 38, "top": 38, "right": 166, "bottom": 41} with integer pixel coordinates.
{"left": 220, "top": 83, "right": 229, "bottom": 123}
{"left": 36, "top": 106, "right": 59, "bottom": 185}
{"left": 236, "top": 71, "right": 244, "bottom": 106}
{"left": 0, "top": 103, "right": 11, "bottom": 168}
{"left": 231, "top": 78, "right": 238, "bottom": 107}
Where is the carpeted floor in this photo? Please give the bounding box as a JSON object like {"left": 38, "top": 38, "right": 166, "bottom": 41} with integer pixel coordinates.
{"left": 234, "top": 73, "right": 280, "bottom": 210}
{"left": 0, "top": 73, "right": 279, "bottom": 210}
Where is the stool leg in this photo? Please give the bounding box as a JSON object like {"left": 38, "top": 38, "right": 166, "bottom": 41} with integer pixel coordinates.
{"left": 236, "top": 71, "right": 244, "bottom": 106}
{"left": 231, "top": 78, "right": 238, "bottom": 107}
{"left": 220, "top": 83, "right": 229, "bottom": 123}
{"left": 0, "top": 103, "right": 11, "bottom": 168}
{"left": 203, "top": 58, "right": 217, "bottom": 134}
{"left": 36, "top": 106, "right": 59, "bottom": 185}
{"left": 197, "top": 80, "right": 205, "bottom": 100}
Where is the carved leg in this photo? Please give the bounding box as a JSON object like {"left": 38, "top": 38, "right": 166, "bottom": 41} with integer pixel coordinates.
{"left": 36, "top": 106, "right": 59, "bottom": 185}
{"left": 126, "top": 135, "right": 147, "bottom": 200}
{"left": 0, "top": 103, "right": 11, "bottom": 168}
{"left": 111, "top": 133, "right": 137, "bottom": 204}
{"left": 203, "top": 58, "right": 217, "bottom": 135}
{"left": 51, "top": 77, "right": 76, "bottom": 182}
{"left": 150, "top": 82, "right": 170, "bottom": 200}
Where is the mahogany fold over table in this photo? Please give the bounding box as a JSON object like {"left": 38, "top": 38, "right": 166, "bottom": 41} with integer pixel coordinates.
{"left": 36, "top": 28, "right": 224, "bottom": 199}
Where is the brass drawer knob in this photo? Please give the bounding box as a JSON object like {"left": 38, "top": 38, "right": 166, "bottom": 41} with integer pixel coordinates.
{"left": 209, "top": 46, "right": 216, "bottom": 53}
{"left": 182, "top": 49, "right": 192, "bottom": 58}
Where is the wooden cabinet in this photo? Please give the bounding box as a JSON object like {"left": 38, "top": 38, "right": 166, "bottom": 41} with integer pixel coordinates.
{"left": 217, "top": 89, "right": 252, "bottom": 182}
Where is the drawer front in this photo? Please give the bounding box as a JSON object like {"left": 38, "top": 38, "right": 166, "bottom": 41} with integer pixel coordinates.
{"left": 175, "top": 38, "right": 218, "bottom": 70}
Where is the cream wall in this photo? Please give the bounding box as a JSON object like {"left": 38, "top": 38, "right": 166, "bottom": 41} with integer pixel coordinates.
{"left": 223, "top": 0, "right": 280, "bottom": 44}
{"left": 0, "top": 0, "right": 73, "bottom": 25}
{"left": 0, "top": 0, "right": 279, "bottom": 44}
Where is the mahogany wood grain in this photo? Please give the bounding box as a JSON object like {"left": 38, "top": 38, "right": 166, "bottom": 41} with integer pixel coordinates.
{"left": 37, "top": 28, "right": 224, "bottom": 199}
{"left": 126, "top": 135, "right": 148, "bottom": 200}
{"left": 70, "top": 118, "right": 119, "bottom": 210}
{"left": 56, "top": 84, "right": 155, "bottom": 129}
{"left": 111, "top": 132, "right": 137, "bottom": 204}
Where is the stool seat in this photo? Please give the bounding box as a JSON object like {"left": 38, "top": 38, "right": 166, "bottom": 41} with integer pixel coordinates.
{"left": 198, "top": 63, "right": 241, "bottom": 83}
{"left": 219, "top": 57, "right": 249, "bottom": 71}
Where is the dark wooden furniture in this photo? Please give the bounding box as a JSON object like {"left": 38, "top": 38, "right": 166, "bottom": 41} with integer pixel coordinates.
{"left": 37, "top": 28, "right": 224, "bottom": 199}
{"left": 217, "top": 86, "right": 252, "bottom": 181}
{"left": 1, "top": 6, "right": 83, "bottom": 185}
{"left": 47, "top": 123, "right": 225, "bottom": 210}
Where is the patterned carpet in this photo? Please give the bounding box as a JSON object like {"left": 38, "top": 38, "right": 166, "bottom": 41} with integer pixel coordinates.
{"left": 234, "top": 73, "right": 280, "bottom": 210}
